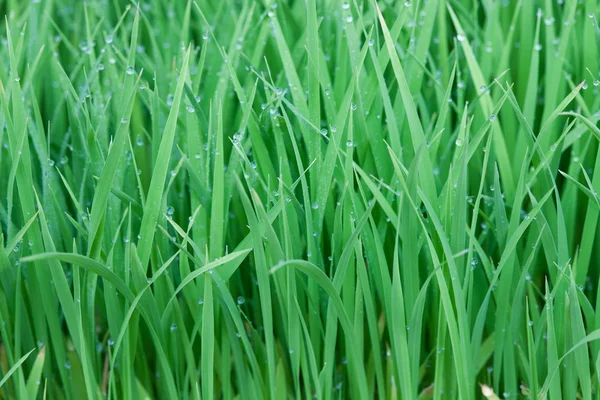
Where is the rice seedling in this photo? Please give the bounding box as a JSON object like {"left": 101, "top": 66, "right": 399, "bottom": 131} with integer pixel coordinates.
{"left": 0, "top": 0, "right": 599, "bottom": 398}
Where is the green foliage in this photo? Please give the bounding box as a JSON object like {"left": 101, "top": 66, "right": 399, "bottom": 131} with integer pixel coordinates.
{"left": 1, "top": 0, "right": 600, "bottom": 398}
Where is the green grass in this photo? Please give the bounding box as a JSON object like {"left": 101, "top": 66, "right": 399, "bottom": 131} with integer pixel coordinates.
{"left": 0, "top": 0, "right": 600, "bottom": 398}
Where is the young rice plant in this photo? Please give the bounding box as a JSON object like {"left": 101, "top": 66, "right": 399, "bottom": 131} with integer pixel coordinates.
{"left": 1, "top": 0, "right": 600, "bottom": 399}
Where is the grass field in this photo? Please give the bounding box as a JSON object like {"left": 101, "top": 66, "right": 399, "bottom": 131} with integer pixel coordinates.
{"left": 0, "top": 0, "right": 599, "bottom": 398}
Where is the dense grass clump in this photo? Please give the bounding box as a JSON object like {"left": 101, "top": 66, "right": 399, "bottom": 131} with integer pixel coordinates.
{"left": 1, "top": 0, "right": 600, "bottom": 398}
